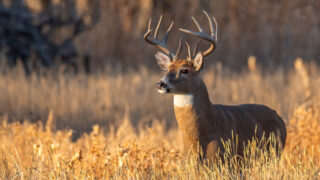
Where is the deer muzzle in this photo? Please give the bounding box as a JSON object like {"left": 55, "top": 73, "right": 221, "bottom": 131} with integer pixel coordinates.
{"left": 156, "top": 80, "right": 170, "bottom": 94}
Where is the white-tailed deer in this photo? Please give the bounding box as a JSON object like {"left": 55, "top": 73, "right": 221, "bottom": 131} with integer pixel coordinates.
{"left": 144, "top": 11, "right": 287, "bottom": 161}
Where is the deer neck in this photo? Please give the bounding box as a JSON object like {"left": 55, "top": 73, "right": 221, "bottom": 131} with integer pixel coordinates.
{"left": 173, "top": 79, "right": 212, "bottom": 152}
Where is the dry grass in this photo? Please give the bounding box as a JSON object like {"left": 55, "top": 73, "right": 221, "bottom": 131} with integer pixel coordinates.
{"left": 0, "top": 58, "right": 319, "bottom": 179}
{"left": 0, "top": 106, "right": 319, "bottom": 179}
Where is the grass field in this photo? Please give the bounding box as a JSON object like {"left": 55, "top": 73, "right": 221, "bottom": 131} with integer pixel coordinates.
{"left": 0, "top": 58, "right": 319, "bottom": 179}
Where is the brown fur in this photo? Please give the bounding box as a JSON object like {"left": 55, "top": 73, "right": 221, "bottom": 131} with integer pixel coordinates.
{"left": 147, "top": 12, "right": 286, "bottom": 162}
{"left": 155, "top": 54, "right": 287, "bottom": 162}
{"left": 174, "top": 78, "right": 287, "bottom": 161}
{"left": 168, "top": 60, "right": 193, "bottom": 72}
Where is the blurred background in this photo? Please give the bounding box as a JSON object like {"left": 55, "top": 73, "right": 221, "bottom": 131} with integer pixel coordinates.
{"left": 0, "top": 0, "right": 319, "bottom": 71}
{"left": 0, "top": 0, "right": 319, "bottom": 138}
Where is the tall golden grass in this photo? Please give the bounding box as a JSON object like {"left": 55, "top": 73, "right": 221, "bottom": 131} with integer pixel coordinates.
{"left": 0, "top": 58, "right": 319, "bottom": 179}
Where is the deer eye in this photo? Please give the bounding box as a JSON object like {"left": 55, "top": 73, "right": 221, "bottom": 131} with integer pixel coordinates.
{"left": 180, "top": 69, "right": 189, "bottom": 74}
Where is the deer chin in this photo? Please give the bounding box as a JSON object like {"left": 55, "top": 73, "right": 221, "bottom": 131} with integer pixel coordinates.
{"left": 156, "top": 87, "right": 170, "bottom": 94}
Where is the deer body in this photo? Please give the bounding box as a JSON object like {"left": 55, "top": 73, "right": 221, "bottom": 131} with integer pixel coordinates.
{"left": 173, "top": 78, "right": 286, "bottom": 160}
{"left": 144, "top": 11, "right": 287, "bottom": 161}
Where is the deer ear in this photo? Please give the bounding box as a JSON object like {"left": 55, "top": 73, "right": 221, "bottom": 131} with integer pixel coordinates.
{"left": 155, "top": 51, "right": 171, "bottom": 70}
{"left": 193, "top": 52, "right": 203, "bottom": 71}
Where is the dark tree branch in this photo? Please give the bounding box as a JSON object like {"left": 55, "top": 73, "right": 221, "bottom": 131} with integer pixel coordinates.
{"left": 0, "top": 0, "right": 101, "bottom": 73}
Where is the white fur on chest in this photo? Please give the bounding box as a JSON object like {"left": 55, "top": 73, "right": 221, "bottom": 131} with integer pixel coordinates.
{"left": 174, "top": 94, "right": 194, "bottom": 107}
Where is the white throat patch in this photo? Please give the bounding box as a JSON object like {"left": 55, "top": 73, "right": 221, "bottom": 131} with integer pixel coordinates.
{"left": 174, "top": 94, "right": 194, "bottom": 107}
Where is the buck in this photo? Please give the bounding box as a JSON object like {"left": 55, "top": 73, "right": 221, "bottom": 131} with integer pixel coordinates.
{"left": 144, "top": 11, "right": 287, "bottom": 161}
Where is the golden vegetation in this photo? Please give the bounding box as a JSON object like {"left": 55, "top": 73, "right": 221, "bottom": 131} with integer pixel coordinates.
{"left": 0, "top": 58, "right": 319, "bottom": 179}
{"left": 0, "top": 107, "right": 319, "bottom": 179}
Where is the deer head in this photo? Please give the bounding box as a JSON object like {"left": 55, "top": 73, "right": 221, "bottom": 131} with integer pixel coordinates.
{"left": 144, "top": 11, "right": 218, "bottom": 94}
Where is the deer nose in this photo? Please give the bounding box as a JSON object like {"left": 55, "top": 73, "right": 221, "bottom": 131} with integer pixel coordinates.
{"left": 157, "top": 81, "right": 167, "bottom": 88}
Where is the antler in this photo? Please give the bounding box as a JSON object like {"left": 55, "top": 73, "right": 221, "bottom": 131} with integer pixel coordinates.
{"left": 179, "top": 10, "right": 218, "bottom": 58}
{"left": 144, "top": 16, "right": 176, "bottom": 60}
{"left": 174, "top": 39, "right": 183, "bottom": 60}
{"left": 185, "top": 40, "right": 200, "bottom": 61}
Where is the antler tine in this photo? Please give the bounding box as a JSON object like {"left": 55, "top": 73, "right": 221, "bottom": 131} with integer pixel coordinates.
{"left": 212, "top": 15, "right": 218, "bottom": 42}
{"left": 192, "top": 40, "right": 200, "bottom": 57}
{"left": 185, "top": 41, "right": 191, "bottom": 60}
{"left": 163, "top": 22, "right": 174, "bottom": 44}
{"left": 191, "top": 16, "right": 204, "bottom": 32}
{"left": 154, "top": 15, "right": 162, "bottom": 39}
{"left": 179, "top": 10, "right": 218, "bottom": 58}
{"left": 203, "top": 11, "right": 214, "bottom": 36}
{"left": 147, "top": 18, "right": 152, "bottom": 32}
{"left": 174, "top": 39, "right": 183, "bottom": 60}
{"left": 144, "top": 19, "right": 153, "bottom": 38}
{"left": 144, "top": 16, "right": 175, "bottom": 58}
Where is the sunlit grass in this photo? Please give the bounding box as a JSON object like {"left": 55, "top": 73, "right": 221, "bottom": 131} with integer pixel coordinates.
{"left": 0, "top": 58, "right": 319, "bottom": 178}
{"left": 0, "top": 107, "right": 319, "bottom": 179}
